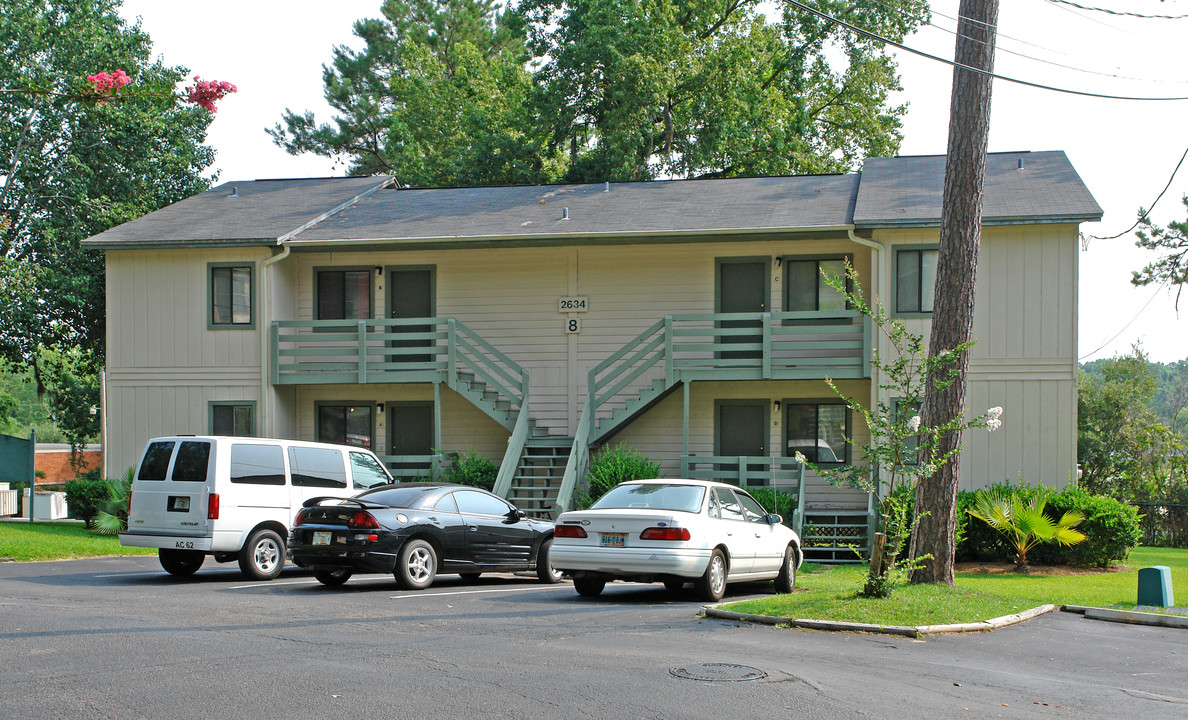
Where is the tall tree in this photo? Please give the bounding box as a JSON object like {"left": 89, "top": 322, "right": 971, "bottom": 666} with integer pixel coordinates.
{"left": 270, "top": 0, "right": 562, "bottom": 186}
{"left": 1, "top": 0, "right": 217, "bottom": 437}
{"left": 909, "top": 0, "right": 999, "bottom": 586}
{"left": 1133, "top": 195, "right": 1188, "bottom": 309}
{"left": 519, "top": 0, "right": 928, "bottom": 182}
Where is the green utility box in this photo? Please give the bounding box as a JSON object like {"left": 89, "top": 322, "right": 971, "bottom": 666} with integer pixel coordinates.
{"left": 1137, "top": 566, "right": 1174, "bottom": 608}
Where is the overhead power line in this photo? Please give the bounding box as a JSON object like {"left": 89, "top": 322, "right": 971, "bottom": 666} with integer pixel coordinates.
{"left": 784, "top": 0, "right": 1188, "bottom": 101}
{"left": 1088, "top": 143, "right": 1188, "bottom": 241}
{"left": 1046, "top": 0, "right": 1188, "bottom": 20}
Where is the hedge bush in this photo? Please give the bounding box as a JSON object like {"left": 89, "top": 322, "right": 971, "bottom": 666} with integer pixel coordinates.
{"left": 582, "top": 444, "right": 661, "bottom": 505}
{"left": 957, "top": 482, "right": 1141, "bottom": 567}
{"left": 64, "top": 478, "right": 109, "bottom": 527}
{"left": 441, "top": 450, "right": 498, "bottom": 491}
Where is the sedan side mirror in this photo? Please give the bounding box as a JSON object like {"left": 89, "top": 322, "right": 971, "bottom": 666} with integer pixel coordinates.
{"left": 765, "top": 513, "right": 783, "bottom": 525}
{"left": 506, "top": 508, "right": 527, "bottom": 524}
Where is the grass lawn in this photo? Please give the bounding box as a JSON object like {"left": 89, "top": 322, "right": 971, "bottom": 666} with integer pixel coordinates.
{"left": 0, "top": 521, "right": 156, "bottom": 562}
{"left": 721, "top": 547, "right": 1188, "bottom": 627}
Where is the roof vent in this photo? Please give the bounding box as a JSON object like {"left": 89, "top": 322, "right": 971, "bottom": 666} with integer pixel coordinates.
{"left": 1017, "top": 158, "right": 1024, "bottom": 170}
{"left": 604, "top": 181, "right": 610, "bottom": 193}
{"left": 229, "top": 186, "right": 239, "bottom": 198}
{"left": 562, "top": 207, "right": 570, "bottom": 221}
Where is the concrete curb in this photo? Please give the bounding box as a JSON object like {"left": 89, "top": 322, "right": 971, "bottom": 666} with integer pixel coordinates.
{"left": 1063, "top": 604, "right": 1188, "bottom": 629}
{"left": 702, "top": 603, "right": 1058, "bottom": 638}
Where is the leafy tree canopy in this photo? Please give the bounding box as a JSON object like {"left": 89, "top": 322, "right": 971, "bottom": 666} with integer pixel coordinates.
{"left": 271, "top": 0, "right": 928, "bottom": 186}
{"left": 1, "top": 0, "right": 217, "bottom": 422}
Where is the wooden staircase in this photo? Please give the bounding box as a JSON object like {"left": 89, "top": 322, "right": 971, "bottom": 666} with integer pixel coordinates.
{"left": 504, "top": 436, "right": 574, "bottom": 520}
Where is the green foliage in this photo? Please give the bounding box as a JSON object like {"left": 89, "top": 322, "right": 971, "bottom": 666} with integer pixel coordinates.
{"left": 744, "top": 486, "right": 797, "bottom": 526}
{"left": 0, "top": 520, "right": 156, "bottom": 561}
{"left": 1, "top": 0, "right": 216, "bottom": 391}
{"left": 63, "top": 476, "right": 107, "bottom": 526}
{"left": 271, "top": 0, "right": 561, "bottom": 186}
{"left": 274, "top": 0, "right": 927, "bottom": 185}
{"left": 441, "top": 449, "right": 498, "bottom": 490}
{"left": 956, "top": 482, "right": 1140, "bottom": 568}
{"left": 92, "top": 467, "right": 133, "bottom": 535}
{"left": 581, "top": 444, "right": 660, "bottom": 505}
{"left": 966, "top": 489, "right": 1086, "bottom": 571}
{"left": 1078, "top": 347, "right": 1186, "bottom": 503}
{"left": 1132, "top": 194, "right": 1188, "bottom": 301}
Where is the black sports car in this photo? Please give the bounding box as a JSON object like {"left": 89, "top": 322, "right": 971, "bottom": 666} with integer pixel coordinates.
{"left": 288, "top": 483, "right": 562, "bottom": 588}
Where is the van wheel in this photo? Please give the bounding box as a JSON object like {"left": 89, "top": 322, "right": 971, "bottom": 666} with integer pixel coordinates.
{"left": 159, "top": 548, "right": 204, "bottom": 577}
{"left": 395, "top": 539, "right": 437, "bottom": 590}
{"left": 239, "top": 529, "right": 285, "bottom": 580}
{"left": 313, "top": 568, "right": 353, "bottom": 586}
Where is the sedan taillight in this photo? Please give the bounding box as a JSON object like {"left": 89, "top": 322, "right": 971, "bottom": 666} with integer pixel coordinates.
{"left": 640, "top": 527, "right": 690, "bottom": 541}
{"left": 554, "top": 524, "right": 588, "bottom": 538}
{"left": 349, "top": 511, "right": 380, "bottom": 529}
{"left": 293, "top": 511, "right": 307, "bottom": 527}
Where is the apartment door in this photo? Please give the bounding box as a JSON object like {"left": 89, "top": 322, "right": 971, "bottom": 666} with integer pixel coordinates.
{"left": 388, "top": 267, "right": 435, "bottom": 365}
{"left": 716, "top": 401, "right": 768, "bottom": 486}
{"left": 388, "top": 403, "right": 434, "bottom": 477}
{"left": 716, "top": 259, "right": 768, "bottom": 360}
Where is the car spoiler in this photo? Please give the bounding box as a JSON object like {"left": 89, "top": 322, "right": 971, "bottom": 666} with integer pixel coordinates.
{"left": 301, "top": 496, "right": 388, "bottom": 509}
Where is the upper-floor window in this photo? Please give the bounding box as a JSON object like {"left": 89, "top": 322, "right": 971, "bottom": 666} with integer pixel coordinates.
{"left": 895, "top": 248, "right": 939, "bottom": 315}
{"left": 210, "top": 264, "right": 253, "bottom": 327}
{"left": 784, "top": 256, "right": 849, "bottom": 312}
{"left": 317, "top": 269, "right": 372, "bottom": 320}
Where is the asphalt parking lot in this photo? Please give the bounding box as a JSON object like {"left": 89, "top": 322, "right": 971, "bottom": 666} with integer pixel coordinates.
{"left": 1, "top": 556, "right": 1185, "bottom": 719}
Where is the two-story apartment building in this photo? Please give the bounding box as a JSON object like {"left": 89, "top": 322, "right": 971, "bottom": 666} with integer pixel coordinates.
{"left": 83, "top": 151, "right": 1101, "bottom": 559}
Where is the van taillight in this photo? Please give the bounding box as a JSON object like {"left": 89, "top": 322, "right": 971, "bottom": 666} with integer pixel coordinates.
{"left": 207, "top": 493, "right": 220, "bottom": 520}
{"left": 349, "top": 511, "right": 379, "bottom": 529}
{"left": 126, "top": 490, "right": 133, "bottom": 516}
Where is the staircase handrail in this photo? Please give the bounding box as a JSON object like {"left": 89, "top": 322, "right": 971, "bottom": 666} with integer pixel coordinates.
{"left": 448, "top": 318, "right": 528, "bottom": 408}
{"left": 556, "top": 388, "right": 595, "bottom": 515}
{"left": 492, "top": 373, "right": 531, "bottom": 499}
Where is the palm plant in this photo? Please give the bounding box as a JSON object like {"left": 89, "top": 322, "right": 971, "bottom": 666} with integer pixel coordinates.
{"left": 92, "top": 467, "right": 135, "bottom": 535}
{"left": 966, "top": 489, "right": 1087, "bottom": 572}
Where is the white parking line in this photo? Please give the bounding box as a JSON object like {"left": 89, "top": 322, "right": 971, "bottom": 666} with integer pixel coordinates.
{"left": 228, "top": 579, "right": 321, "bottom": 590}
{"left": 390, "top": 585, "right": 572, "bottom": 600}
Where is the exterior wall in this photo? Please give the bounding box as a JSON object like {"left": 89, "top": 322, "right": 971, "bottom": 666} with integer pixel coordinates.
{"left": 104, "top": 248, "right": 270, "bottom": 473}
{"left": 874, "top": 224, "right": 1080, "bottom": 491}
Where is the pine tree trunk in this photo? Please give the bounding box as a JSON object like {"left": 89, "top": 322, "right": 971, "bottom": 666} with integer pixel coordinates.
{"left": 909, "top": 0, "right": 1000, "bottom": 586}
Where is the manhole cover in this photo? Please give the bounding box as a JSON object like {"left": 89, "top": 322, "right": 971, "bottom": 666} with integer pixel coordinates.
{"left": 670, "top": 663, "right": 767, "bottom": 682}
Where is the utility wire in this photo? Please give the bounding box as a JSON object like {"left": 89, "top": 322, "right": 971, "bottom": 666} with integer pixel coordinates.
{"left": 1079, "top": 281, "right": 1169, "bottom": 361}
{"left": 1087, "top": 143, "right": 1188, "bottom": 241}
{"left": 785, "top": 0, "right": 1188, "bottom": 101}
{"left": 1046, "top": 0, "right": 1188, "bottom": 20}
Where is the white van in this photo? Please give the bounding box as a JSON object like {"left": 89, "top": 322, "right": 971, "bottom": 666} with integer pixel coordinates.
{"left": 120, "top": 436, "right": 393, "bottom": 580}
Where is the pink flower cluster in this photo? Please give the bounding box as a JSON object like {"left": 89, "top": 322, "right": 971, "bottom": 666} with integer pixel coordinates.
{"left": 185, "top": 76, "right": 237, "bottom": 113}
{"left": 86, "top": 69, "right": 131, "bottom": 95}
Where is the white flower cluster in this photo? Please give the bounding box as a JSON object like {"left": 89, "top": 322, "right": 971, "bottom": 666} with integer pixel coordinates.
{"left": 794, "top": 450, "right": 807, "bottom": 463}
{"left": 907, "top": 415, "right": 922, "bottom": 432}
{"left": 987, "top": 406, "right": 1003, "bottom": 432}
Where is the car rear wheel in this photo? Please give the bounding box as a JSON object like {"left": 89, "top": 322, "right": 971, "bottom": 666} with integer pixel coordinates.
{"left": 159, "top": 548, "right": 204, "bottom": 577}
{"left": 774, "top": 545, "right": 797, "bottom": 594}
{"left": 573, "top": 576, "right": 605, "bottom": 597}
{"left": 313, "top": 568, "right": 353, "bottom": 586}
{"left": 695, "top": 550, "right": 727, "bottom": 602}
{"left": 395, "top": 539, "right": 437, "bottom": 590}
{"left": 239, "top": 529, "right": 285, "bottom": 581}
{"left": 536, "top": 538, "right": 563, "bottom": 583}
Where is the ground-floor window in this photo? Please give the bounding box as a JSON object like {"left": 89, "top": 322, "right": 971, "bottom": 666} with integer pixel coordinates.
{"left": 317, "top": 404, "right": 374, "bottom": 448}
{"left": 785, "top": 401, "right": 849, "bottom": 464}
{"left": 210, "top": 402, "right": 255, "bottom": 436}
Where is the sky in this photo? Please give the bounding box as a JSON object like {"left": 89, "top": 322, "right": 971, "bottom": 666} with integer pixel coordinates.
{"left": 117, "top": 0, "right": 1188, "bottom": 364}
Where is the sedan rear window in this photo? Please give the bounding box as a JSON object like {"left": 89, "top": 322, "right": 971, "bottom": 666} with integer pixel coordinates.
{"left": 591, "top": 483, "right": 705, "bottom": 513}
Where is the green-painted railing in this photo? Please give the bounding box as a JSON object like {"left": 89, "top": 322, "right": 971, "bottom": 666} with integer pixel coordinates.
{"left": 491, "top": 379, "right": 531, "bottom": 500}
{"left": 555, "top": 393, "right": 594, "bottom": 514}
{"left": 682, "top": 455, "right": 807, "bottom": 534}
{"left": 378, "top": 453, "right": 446, "bottom": 481}
{"left": 271, "top": 316, "right": 528, "bottom": 409}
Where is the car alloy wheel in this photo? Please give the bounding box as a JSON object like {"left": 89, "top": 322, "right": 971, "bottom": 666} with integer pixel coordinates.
{"left": 396, "top": 539, "right": 437, "bottom": 590}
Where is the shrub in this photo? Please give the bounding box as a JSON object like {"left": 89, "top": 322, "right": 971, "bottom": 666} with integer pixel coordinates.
{"left": 93, "top": 468, "right": 135, "bottom": 535}
{"left": 582, "top": 444, "right": 661, "bottom": 505}
{"left": 957, "top": 481, "right": 1140, "bottom": 568}
{"left": 441, "top": 450, "right": 498, "bottom": 491}
{"left": 745, "top": 486, "right": 798, "bottom": 527}
{"left": 64, "top": 478, "right": 108, "bottom": 526}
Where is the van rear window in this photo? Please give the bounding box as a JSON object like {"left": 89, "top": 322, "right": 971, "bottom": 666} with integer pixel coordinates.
{"left": 231, "top": 444, "right": 286, "bottom": 485}
{"left": 288, "top": 447, "right": 347, "bottom": 488}
{"left": 137, "top": 441, "right": 175, "bottom": 481}
{"left": 171, "top": 441, "right": 211, "bottom": 483}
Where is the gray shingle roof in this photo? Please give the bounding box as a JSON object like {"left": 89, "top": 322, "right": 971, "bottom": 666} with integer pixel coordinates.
{"left": 81, "top": 176, "right": 392, "bottom": 248}
{"left": 81, "top": 151, "right": 1100, "bottom": 250}
{"left": 854, "top": 150, "right": 1102, "bottom": 227}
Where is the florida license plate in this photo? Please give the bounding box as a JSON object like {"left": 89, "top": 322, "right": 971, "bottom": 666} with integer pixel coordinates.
{"left": 312, "top": 532, "right": 332, "bottom": 546}
{"left": 600, "top": 533, "right": 626, "bottom": 548}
